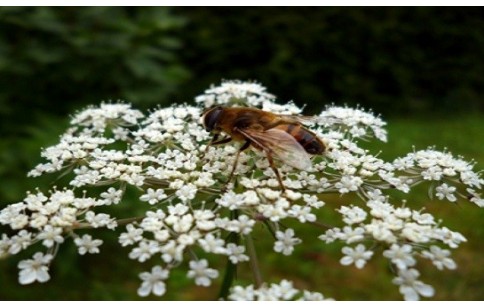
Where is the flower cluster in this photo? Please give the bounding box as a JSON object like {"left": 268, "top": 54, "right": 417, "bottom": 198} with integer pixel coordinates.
{"left": 317, "top": 105, "right": 388, "bottom": 142}
{"left": 228, "top": 279, "right": 333, "bottom": 301}
{"left": 392, "top": 148, "right": 484, "bottom": 207}
{"left": 320, "top": 189, "right": 466, "bottom": 300}
{"left": 1, "top": 80, "right": 482, "bottom": 300}
{"left": 195, "top": 80, "right": 276, "bottom": 109}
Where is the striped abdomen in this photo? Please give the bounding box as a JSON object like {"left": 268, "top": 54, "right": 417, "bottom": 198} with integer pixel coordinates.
{"left": 275, "top": 124, "right": 326, "bottom": 155}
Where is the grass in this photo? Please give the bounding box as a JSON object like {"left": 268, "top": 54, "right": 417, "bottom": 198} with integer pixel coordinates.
{"left": 0, "top": 115, "right": 483, "bottom": 300}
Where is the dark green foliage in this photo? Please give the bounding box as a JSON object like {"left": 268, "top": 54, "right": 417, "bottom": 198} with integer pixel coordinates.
{"left": 0, "top": 7, "right": 189, "bottom": 135}
{"left": 176, "top": 7, "right": 484, "bottom": 116}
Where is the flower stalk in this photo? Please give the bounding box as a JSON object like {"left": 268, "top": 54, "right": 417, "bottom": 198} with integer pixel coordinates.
{"left": 244, "top": 234, "right": 263, "bottom": 288}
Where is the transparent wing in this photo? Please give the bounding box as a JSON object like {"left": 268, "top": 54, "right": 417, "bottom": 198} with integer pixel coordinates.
{"left": 238, "top": 128, "right": 312, "bottom": 171}
{"left": 276, "top": 114, "right": 318, "bottom": 126}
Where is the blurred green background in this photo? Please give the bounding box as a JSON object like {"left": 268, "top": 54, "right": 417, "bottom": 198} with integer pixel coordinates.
{"left": 0, "top": 7, "right": 483, "bottom": 300}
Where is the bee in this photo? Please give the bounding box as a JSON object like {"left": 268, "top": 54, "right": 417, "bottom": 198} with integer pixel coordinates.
{"left": 201, "top": 106, "right": 326, "bottom": 191}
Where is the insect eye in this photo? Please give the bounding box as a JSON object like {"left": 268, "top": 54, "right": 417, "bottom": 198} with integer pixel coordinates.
{"left": 203, "top": 107, "right": 223, "bottom": 132}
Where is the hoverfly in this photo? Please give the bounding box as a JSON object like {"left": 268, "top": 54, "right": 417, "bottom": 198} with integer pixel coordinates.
{"left": 201, "top": 106, "right": 326, "bottom": 191}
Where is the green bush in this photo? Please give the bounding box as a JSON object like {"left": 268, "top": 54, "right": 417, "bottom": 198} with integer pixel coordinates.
{"left": 0, "top": 7, "right": 189, "bottom": 134}
{"left": 176, "top": 7, "right": 484, "bottom": 116}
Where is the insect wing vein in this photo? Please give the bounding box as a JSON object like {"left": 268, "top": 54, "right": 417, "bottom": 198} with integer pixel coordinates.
{"left": 241, "top": 128, "right": 312, "bottom": 171}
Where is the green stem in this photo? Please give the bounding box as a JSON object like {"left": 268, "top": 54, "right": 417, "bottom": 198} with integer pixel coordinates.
{"left": 218, "top": 256, "right": 238, "bottom": 300}
{"left": 262, "top": 219, "right": 277, "bottom": 240}
{"left": 245, "top": 234, "right": 263, "bottom": 288}
{"left": 218, "top": 230, "right": 239, "bottom": 300}
{"left": 308, "top": 220, "right": 334, "bottom": 230}
{"left": 72, "top": 216, "right": 144, "bottom": 229}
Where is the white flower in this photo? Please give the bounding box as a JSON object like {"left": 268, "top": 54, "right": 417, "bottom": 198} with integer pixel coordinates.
{"left": 229, "top": 280, "right": 331, "bottom": 301}
{"left": 298, "top": 290, "right": 333, "bottom": 301}
{"left": 435, "top": 227, "right": 467, "bottom": 248}
{"left": 177, "top": 231, "right": 200, "bottom": 246}
{"left": 176, "top": 184, "right": 198, "bottom": 202}
{"left": 194, "top": 209, "right": 216, "bottom": 231}
{"left": 383, "top": 244, "right": 416, "bottom": 270}
{"left": 216, "top": 191, "right": 245, "bottom": 210}
{"left": 100, "top": 187, "right": 123, "bottom": 205}
{"left": 9, "top": 214, "right": 29, "bottom": 229}
{"left": 167, "top": 203, "right": 189, "bottom": 216}
{"left": 274, "top": 229, "right": 301, "bottom": 256}
{"left": 112, "top": 126, "right": 130, "bottom": 140}
{"left": 225, "top": 215, "right": 255, "bottom": 234}
{"left": 139, "top": 188, "right": 167, "bottom": 205}
{"left": 338, "top": 205, "right": 367, "bottom": 224}
{"left": 140, "top": 210, "right": 166, "bottom": 232}
{"left": 435, "top": 183, "right": 457, "bottom": 202}
{"left": 50, "top": 207, "right": 77, "bottom": 227}
{"left": 401, "top": 222, "right": 431, "bottom": 243}
{"left": 288, "top": 205, "right": 316, "bottom": 223}
{"left": 72, "top": 197, "right": 98, "bottom": 210}
{"left": 129, "top": 240, "right": 160, "bottom": 262}
{"left": 119, "top": 224, "right": 144, "bottom": 246}
{"left": 229, "top": 285, "right": 256, "bottom": 301}
{"left": 197, "top": 233, "right": 227, "bottom": 254}
{"left": 226, "top": 243, "right": 249, "bottom": 264}
{"left": 319, "top": 106, "right": 387, "bottom": 142}
{"left": 9, "top": 230, "right": 32, "bottom": 255}
{"left": 335, "top": 175, "right": 363, "bottom": 194}
{"left": 421, "top": 245, "right": 456, "bottom": 270}
{"left": 72, "top": 103, "right": 144, "bottom": 131}
{"left": 339, "top": 226, "right": 365, "bottom": 244}
{"left": 249, "top": 279, "right": 295, "bottom": 300}
{"left": 258, "top": 202, "right": 289, "bottom": 222}
{"left": 137, "top": 266, "right": 169, "bottom": 297}
{"left": 18, "top": 252, "right": 53, "bottom": 285}
{"left": 392, "top": 269, "right": 435, "bottom": 301}
{"left": 37, "top": 225, "right": 64, "bottom": 248}
{"left": 187, "top": 259, "right": 219, "bottom": 286}
{"left": 467, "top": 188, "right": 484, "bottom": 207}
{"left": 74, "top": 234, "right": 103, "bottom": 255}
{"left": 160, "top": 240, "right": 185, "bottom": 263}
{"left": 268, "top": 279, "right": 299, "bottom": 300}
{"left": 411, "top": 211, "right": 435, "bottom": 225}
{"left": 421, "top": 166, "right": 443, "bottom": 181}
{"left": 169, "top": 214, "right": 194, "bottom": 233}
{"left": 195, "top": 80, "right": 275, "bottom": 108}
{"left": 340, "top": 244, "right": 373, "bottom": 269}
{"left": 85, "top": 211, "right": 117, "bottom": 229}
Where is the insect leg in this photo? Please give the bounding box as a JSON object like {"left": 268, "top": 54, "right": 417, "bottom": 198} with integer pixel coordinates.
{"left": 203, "top": 133, "right": 219, "bottom": 158}
{"left": 203, "top": 134, "right": 233, "bottom": 162}
{"left": 265, "top": 151, "right": 286, "bottom": 192}
{"left": 203, "top": 134, "right": 220, "bottom": 156}
{"left": 212, "top": 137, "right": 233, "bottom": 145}
{"left": 224, "top": 140, "right": 251, "bottom": 190}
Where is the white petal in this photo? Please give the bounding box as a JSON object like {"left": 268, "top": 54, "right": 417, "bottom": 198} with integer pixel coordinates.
{"left": 443, "top": 259, "right": 457, "bottom": 270}
{"left": 152, "top": 281, "right": 166, "bottom": 296}
{"left": 36, "top": 268, "right": 50, "bottom": 283}
{"left": 340, "top": 256, "right": 353, "bottom": 266}
{"left": 19, "top": 269, "right": 37, "bottom": 285}
{"left": 416, "top": 283, "right": 435, "bottom": 298}
{"left": 400, "top": 286, "right": 419, "bottom": 301}
{"left": 355, "top": 259, "right": 366, "bottom": 269}
{"left": 18, "top": 260, "right": 33, "bottom": 270}
{"left": 137, "top": 282, "right": 152, "bottom": 297}
{"left": 341, "top": 247, "right": 353, "bottom": 255}
{"left": 195, "top": 277, "right": 211, "bottom": 287}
